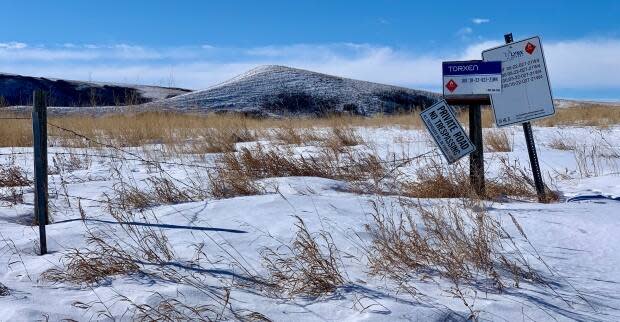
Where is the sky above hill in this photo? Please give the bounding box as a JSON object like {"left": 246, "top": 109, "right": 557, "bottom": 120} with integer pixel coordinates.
{"left": 0, "top": 0, "right": 619, "bottom": 100}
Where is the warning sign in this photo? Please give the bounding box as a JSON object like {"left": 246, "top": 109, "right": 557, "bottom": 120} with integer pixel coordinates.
{"left": 482, "top": 36, "right": 555, "bottom": 127}
{"left": 421, "top": 100, "right": 475, "bottom": 164}
{"left": 442, "top": 60, "right": 502, "bottom": 96}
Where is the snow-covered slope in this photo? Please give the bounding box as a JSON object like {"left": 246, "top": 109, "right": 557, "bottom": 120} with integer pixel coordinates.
{"left": 149, "top": 65, "right": 440, "bottom": 115}
{"left": 0, "top": 73, "right": 190, "bottom": 107}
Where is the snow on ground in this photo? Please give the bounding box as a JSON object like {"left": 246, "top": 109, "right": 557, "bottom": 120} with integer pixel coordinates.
{"left": 1, "top": 125, "right": 619, "bottom": 321}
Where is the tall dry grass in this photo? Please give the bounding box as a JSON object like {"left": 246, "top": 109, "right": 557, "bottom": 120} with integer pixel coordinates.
{"left": 261, "top": 216, "right": 345, "bottom": 297}
{"left": 536, "top": 104, "right": 620, "bottom": 127}
{"left": 364, "top": 197, "right": 555, "bottom": 319}
{"left": 2, "top": 104, "right": 618, "bottom": 148}
{"left": 484, "top": 129, "right": 513, "bottom": 152}
{"left": 42, "top": 201, "right": 263, "bottom": 320}
{"left": 401, "top": 155, "right": 558, "bottom": 201}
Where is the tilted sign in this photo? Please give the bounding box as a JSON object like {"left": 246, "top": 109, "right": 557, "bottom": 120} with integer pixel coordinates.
{"left": 421, "top": 100, "right": 475, "bottom": 164}
{"left": 482, "top": 36, "right": 555, "bottom": 127}
{"left": 442, "top": 60, "right": 502, "bottom": 96}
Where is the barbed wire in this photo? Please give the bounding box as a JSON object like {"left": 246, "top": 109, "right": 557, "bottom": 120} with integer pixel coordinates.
{"left": 41, "top": 122, "right": 440, "bottom": 171}
{"left": 1, "top": 121, "right": 443, "bottom": 213}
{"left": 47, "top": 122, "right": 155, "bottom": 164}
{"left": 2, "top": 119, "right": 441, "bottom": 196}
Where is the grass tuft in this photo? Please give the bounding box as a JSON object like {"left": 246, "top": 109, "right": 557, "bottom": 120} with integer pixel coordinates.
{"left": 261, "top": 216, "right": 345, "bottom": 297}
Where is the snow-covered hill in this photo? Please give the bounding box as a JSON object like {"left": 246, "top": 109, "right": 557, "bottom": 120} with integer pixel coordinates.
{"left": 149, "top": 65, "right": 440, "bottom": 116}
{"left": 0, "top": 73, "right": 190, "bottom": 107}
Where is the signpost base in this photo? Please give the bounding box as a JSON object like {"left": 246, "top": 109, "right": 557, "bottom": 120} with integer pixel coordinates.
{"left": 522, "top": 121, "right": 547, "bottom": 202}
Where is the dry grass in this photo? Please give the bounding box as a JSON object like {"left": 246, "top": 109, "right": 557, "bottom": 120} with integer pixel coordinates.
{"left": 402, "top": 159, "right": 472, "bottom": 199}
{"left": 111, "top": 173, "right": 206, "bottom": 210}
{"left": 1, "top": 104, "right": 617, "bottom": 148}
{"left": 484, "top": 129, "right": 513, "bottom": 152}
{"left": 547, "top": 136, "right": 577, "bottom": 151}
{"left": 0, "top": 163, "right": 31, "bottom": 187}
{"left": 51, "top": 153, "right": 92, "bottom": 173}
{"left": 43, "top": 207, "right": 173, "bottom": 286}
{"left": 261, "top": 216, "right": 345, "bottom": 297}
{"left": 42, "top": 247, "right": 139, "bottom": 284}
{"left": 456, "top": 107, "right": 495, "bottom": 128}
{"left": 43, "top": 190, "right": 266, "bottom": 320}
{"left": 128, "top": 293, "right": 231, "bottom": 322}
{"left": 270, "top": 125, "right": 321, "bottom": 145}
{"left": 364, "top": 197, "right": 546, "bottom": 317}
{"left": 0, "top": 112, "right": 31, "bottom": 147}
{"left": 401, "top": 156, "right": 556, "bottom": 201}
{"left": 216, "top": 145, "right": 386, "bottom": 190}
{"left": 0, "top": 187, "right": 25, "bottom": 205}
{"left": 573, "top": 142, "right": 620, "bottom": 177}
{"left": 536, "top": 104, "right": 620, "bottom": 127}
{"left": 322, "top": 126, "right": 364, "bottom": 152}
{"left": 208, "top": 167, "right": 266, "bottom": 199}
{"left": 0, "top": 110, "right": 422, "bottom": 148}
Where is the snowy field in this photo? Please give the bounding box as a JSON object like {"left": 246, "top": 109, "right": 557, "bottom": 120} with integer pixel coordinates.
{"left": 1, "top": 123, "right": 619, "bottom": 321}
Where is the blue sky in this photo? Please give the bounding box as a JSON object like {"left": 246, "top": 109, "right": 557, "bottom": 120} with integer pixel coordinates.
{"left": 1, "top": 0, "right": 619, "bottom": 99}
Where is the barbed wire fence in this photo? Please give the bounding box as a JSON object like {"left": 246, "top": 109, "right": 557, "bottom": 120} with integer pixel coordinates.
{"left": 1, "top": 94, "right": 440, "bottom": 254}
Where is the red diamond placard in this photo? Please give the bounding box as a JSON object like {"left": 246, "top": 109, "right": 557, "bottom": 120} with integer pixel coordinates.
{"left": 445, "top": 79, "right": 458, "bottom": 92}
{"left": 525, "top": 42, "right": 536, "bottom": 54}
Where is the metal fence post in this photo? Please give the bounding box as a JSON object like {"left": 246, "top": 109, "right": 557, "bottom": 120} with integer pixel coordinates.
{"left": 504, "top": 33, "right": 547, "bottom": 202}
{"left": 32, "top": 90, "right": 49, "bottom": 255}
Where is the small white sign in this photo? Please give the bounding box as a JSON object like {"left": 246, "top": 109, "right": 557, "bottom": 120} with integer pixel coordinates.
{"left": 442, "top": 60, "right": 502, "bottom": 96}
{"left": 482, "top": 36, "right": 555, "bottom": 127}
{"left": 421, "top": 100, "right": 475, "bottom": 164}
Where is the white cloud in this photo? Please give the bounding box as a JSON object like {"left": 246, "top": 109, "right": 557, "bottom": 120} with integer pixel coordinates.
{"left": 0, "top": 39, "right": 618, "bottom": 93}
{"left": 0, "top": 42, "right": 27, "bottom": 49}
{"left": 472, "top": 18, "right": 490, "bottom": 24}
{"left": 544, "top": 39, "right": 620, "bottom": 88}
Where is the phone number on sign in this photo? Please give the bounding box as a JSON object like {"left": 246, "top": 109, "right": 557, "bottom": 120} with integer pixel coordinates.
{"left": 503, "top": 74, "right": 543, "bottom": 88}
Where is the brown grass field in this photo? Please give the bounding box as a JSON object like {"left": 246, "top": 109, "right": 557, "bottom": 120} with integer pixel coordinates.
{"left": 1, "top": 104, "right": 618, "bottom": 148}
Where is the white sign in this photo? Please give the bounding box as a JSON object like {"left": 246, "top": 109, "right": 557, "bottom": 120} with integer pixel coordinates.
{"left": 442, "top": 60, "right": 502, "bottom": 96}
{"left": 420, "top": 100, "right": 475, "bottom": 164}
{"left": 482, "top": 36, "right": 555, "bottom": 127}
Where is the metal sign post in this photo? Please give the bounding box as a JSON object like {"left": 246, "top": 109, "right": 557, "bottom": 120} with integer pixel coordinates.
{"left": 503, "top": 33, "right": 547, "bottom": 202}
{"left": 32, "top": 90, "right": 49, "bottom": 255}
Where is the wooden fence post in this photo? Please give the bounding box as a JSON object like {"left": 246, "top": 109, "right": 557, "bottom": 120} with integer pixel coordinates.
{"left": 468, "top": 104, "right": 485, "bottom": 196}
{"left": 32, "top": 90, "right": 49, "bottom": 255}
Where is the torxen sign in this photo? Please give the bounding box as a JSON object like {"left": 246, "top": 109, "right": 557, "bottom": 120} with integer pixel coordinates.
{"left": 442, "top": 60, "right": 502, "bottom": 96}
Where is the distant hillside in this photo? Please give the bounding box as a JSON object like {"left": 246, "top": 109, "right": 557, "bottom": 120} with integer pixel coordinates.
{"left": 149, "top": 65, "right": 440, "bottom": 116}
{"left": 0, "top": 73, "right": 190, "bottom": 107}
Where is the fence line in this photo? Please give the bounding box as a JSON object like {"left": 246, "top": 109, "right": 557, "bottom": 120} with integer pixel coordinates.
{"left": 3, "top": 117, "right": 441, "bottom": 203}
{"left": 0, "top": 117, "right": 32, "bottom": 120}
{"left": 3, "top": 120, "right": 440, "bottom": 172}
